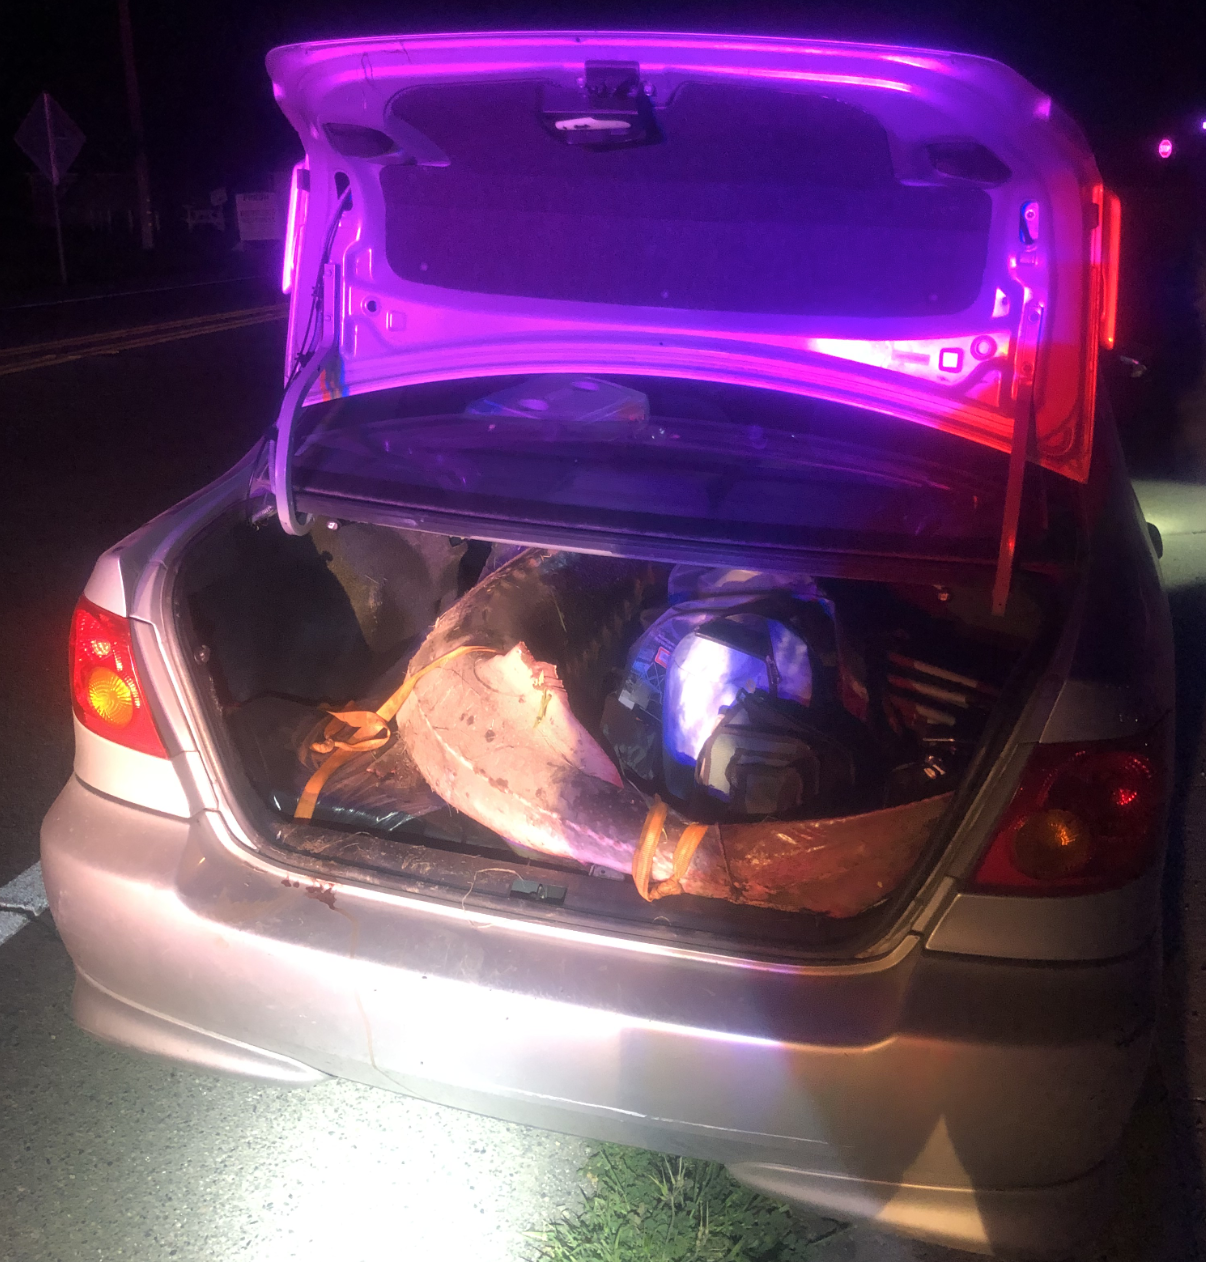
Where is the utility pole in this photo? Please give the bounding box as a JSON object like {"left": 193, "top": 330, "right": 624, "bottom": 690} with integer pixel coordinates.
{"left": 43, "top": 94, "right": 68, "bottom": 284}
{"left": 116, "top": 0, "right": 154, "bottom": 250}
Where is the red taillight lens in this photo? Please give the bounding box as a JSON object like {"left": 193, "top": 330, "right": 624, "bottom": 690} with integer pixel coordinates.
{"left": 967, "top": 723, "right": 1169, "bottom": 896}
{"left": 1100, "top": 190, "right": 1121, "bottom": 351}
{"left": 69, "top": 598, "right": 168, "bottom": 758}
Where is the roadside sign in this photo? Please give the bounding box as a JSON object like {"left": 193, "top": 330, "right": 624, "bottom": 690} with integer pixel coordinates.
{"left": 14, "top": 93, "right": 84, "bottom": 283}
{"left": 185, "top": 205, "right": 225, "bottom": 231}
{"left": 235, "top": 191, "right": 281, "bottom": 242}
{"left": 15, "top": 93, "right": 84, "bottom": 187}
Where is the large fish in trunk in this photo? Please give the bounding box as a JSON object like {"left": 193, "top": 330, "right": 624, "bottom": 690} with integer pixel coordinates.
{"left": 393, "top": 549, "right": 950, "bottom": 917}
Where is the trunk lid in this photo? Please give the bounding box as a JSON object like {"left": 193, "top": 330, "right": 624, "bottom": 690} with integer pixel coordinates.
{"left": 268, "top": 29, "right": 1116, "bottom": 485}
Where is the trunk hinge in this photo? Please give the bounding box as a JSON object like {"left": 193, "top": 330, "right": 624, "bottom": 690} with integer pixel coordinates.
{"left": 271, "top": 261, "right": 341, "bottom": 536}
{"left": 992, "top": 299, "right": 1044, "bottom": 617}
{"left": 271, "top": 184, "right": 351, "bottom": 536}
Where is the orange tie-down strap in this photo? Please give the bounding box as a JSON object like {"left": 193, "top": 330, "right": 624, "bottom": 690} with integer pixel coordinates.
{"left": 294, "top": 645, "right": 499, "bottom": 821}
{"left": 632, "top": 795, "right": 708, "bottom": 902}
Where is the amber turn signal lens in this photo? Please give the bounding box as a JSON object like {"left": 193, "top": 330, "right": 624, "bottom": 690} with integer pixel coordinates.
{"left": 86, "top": 666, "right": 135, "bottom": 727}
{"left": 1011, "top": 809, "right": 1092, "bottom": 880}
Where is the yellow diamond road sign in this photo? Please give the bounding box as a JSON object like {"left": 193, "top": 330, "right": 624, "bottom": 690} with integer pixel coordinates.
{"left": 15, "top": 93, "right": 85, "bottom": 186}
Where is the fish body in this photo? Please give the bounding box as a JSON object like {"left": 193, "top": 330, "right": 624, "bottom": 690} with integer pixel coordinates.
{"left": 401, "top": 641, "right": 653, "bottom": 869}
{"left": 406, "top": 548, "right": 658, "bottom": 737}
{"left": 398, "top": 549, "right": 664, "bottom": 870}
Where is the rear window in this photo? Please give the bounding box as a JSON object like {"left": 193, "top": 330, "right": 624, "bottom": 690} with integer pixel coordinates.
{"left": 292, "top": 375, "right": 1073, "bottom": 564}
{"left": 382, "top": 82, "right": 992, "bottom": 317}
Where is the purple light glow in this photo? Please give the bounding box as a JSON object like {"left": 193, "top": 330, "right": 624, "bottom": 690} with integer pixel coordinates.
{"left": 269, "top": 29, "right": 1107, "bottom": 486}
{"left": 281, "top": 161, "right": 308, "bottom": 295}
{"left": 800, "top": 333, "right": 1007, "bottom": 384}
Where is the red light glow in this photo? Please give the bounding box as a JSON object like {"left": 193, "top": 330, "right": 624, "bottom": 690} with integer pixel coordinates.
{"left": 281, "top": 161, "right": 308, "bottom": 295}
{"left": 968, "top": 728, "right": 1166, "bottom": 896}
{"left": 1099, "top": 191, "right": 1122, "bottom": 350}
{"left": 800, "top": 332, "right": 1009, "bottom": 386}
{"left": 69, "top": 598, "right": 168, "bottom": 757}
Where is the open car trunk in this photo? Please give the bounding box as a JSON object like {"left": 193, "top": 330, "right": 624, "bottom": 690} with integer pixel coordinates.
{"left": 175, "top": 476, "right": 1071, "bottom": 959}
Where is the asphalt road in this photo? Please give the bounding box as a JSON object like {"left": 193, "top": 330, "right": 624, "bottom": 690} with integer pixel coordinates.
{"left": 2, "top": 282, "right": 1205, "bottom": 1261}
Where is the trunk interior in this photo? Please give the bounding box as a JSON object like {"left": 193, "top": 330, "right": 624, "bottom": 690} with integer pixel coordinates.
{"left": 174, "top": 508, "right": 1065, "bottom": 958}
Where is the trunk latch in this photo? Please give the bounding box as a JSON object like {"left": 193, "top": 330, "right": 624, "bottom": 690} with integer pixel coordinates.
{"left": 509, "top": 878, "right": 568, "bottom": 905}
{"left": 541, "top": 61, "right": 657, "bottom": 147}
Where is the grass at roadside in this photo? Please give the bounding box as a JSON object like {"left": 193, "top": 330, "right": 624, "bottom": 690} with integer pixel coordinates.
{"left": 527, "top": 1142, "right": 848, "bottom": 1262}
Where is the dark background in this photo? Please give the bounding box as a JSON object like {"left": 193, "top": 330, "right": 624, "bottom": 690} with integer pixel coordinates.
{"left": 4, "top": 0, "right": 1204, "bottom": 190}
{"left": 4, "top": 1, "right": 1206, "bottom": 473}
{"left": 3, "top": 1, "right": 1205, "bottom": 252}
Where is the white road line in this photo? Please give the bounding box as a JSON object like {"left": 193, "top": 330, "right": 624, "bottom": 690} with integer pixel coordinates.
{"left": 2, "top": 272, "right": 268, "bottom": 311}
{"left": 0, "top": 304, "right": 288, "bottom": 377}
{"left": 0, "top": 861, "right": 49, "bottom": 946}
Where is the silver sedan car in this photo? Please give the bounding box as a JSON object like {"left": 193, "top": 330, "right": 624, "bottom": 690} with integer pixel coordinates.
{"left": 42, "top": 30, "right": 1173, "bottom": 1259}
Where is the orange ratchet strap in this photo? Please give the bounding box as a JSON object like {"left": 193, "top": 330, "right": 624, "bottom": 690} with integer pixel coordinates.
{"left": 294, "top": 644, "right": 497, "bottom": 821}
{"left": 631, "top": 795, "right": 708, "bottom": 901}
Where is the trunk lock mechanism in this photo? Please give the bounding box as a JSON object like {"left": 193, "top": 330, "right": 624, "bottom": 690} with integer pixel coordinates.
{"left": 541, "top": 61, "right": 657, "bottom": 147}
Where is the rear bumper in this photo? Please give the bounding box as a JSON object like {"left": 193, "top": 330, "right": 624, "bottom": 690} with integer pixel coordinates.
{"left": 62, "top": 970, "right": 1122, "bottom": 1262}
{"left": 42, "top": 776, "right": 1158, "bottom": 1258}
{"left": 71, "top": 966, "right": 328, "bottom": 1084}
{"left": 732, "top": 1158, "right": 1118, "bottom": 1259}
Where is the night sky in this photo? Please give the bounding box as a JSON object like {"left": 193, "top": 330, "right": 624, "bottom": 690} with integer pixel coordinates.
{"left": 4, "top": 0, "right": 1204, "bottom": 201}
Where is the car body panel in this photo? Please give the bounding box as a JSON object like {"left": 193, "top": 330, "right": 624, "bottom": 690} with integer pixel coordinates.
{"left": 42, "top": 777, "right": 1155, "bottom": 1198}
{"left": 72, "top": 969, "right": 329, "bottom": 1085}
{"left": 924, "top": 864, "right": 1163, "bottom": 961}
{"left": 730, "top": 1158, "right": 1117, "bottom": 1258}
{"left": 72, "top": 717, "right": 191, "bottom": 820}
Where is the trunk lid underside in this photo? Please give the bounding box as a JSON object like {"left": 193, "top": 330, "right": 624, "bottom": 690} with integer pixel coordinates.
{"left": 269, "top": 30, "right": 1115, "bottom": 485}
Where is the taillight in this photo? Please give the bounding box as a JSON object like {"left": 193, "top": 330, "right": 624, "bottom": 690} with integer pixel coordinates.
{"left": 967, "top": 722, "right": 1169, "bottom": 896}
{"left": 69, "top": 598, "right": 168, "bottom": 758}
{"left": 1100, "top": 190, "right": 1121, "bottom": 351}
